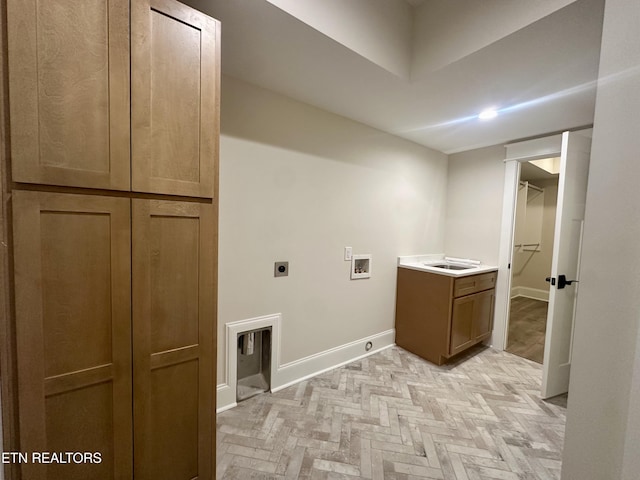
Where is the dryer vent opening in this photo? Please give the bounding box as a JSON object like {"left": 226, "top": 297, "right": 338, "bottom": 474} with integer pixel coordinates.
{"left": 236, "top": 327, "right": 271, "bottom": 402}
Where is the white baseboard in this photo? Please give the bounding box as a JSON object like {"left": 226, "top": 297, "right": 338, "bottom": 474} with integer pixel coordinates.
{"left": 216, "top": 328, "right": 395, "bottom": 412}
{"left": 216, "top": 384, "right": 236, "bottom": 413}
{"left": 511, "top": 286, "right": 549, "bottom": 302}
{"left": 272, "top": 329, "right": 395, "bottom": 393}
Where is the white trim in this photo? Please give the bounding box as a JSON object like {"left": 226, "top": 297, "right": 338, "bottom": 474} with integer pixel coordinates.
{"left": 220, "top": 313, "right": 281, "bottom": 411}
{"left": 273, "top": 329, "right": 395, "bottom": 392}
{"left": 496, "top": 132, "right": 569, "bottom": 351}
{"left": 493, "top": 160, "right": 519, "bottom": 351}
{"left": 216, "top": 384, "right": 236, "bottom": 413}
{"left": 511, "top": 287, "right": 550, "bottom": 302}
{"left": 505, "top": 134, "right": 562, "bottom": 162}
{"left": 351, "top": 254, "right": 372, "bottom": 279}
{"left": 216, "top": 321, "right": 395, "bottom": 412}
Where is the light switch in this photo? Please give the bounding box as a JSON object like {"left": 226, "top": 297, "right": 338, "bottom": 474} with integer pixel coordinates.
{"left": 344, "top": 247, "right": 352, "bottom": 261}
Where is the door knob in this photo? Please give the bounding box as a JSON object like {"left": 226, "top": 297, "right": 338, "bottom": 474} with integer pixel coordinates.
{"left": 557, "top": 274, "right": 578, "bottom": 289}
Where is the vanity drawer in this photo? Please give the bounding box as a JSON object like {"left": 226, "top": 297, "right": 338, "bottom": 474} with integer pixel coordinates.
{"left": 453, "top": 272, "right": 497, "bottom": 297}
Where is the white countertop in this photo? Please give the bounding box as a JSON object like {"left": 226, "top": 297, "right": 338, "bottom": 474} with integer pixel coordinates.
{"left": 397, "top": 254, "right": 498, "bottom": 278}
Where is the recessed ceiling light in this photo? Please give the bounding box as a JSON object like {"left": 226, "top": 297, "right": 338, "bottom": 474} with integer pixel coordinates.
{"left": 479, "top": 108, "right": 498, "bottom": 120}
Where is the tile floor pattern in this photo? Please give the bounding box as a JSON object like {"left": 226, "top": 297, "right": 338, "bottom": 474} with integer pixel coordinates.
{"left": 216, "top": 346, "right": 566, "bottom": 479}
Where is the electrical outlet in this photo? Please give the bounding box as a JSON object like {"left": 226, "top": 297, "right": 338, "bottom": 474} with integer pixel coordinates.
{"left": 274, "top": 261, "right": 289, "bottom": 277}
{"left": 344, "top": 247, "right": 352, "bottom": 261}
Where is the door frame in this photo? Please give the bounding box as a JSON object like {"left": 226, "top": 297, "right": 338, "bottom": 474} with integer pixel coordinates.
{"left": 492, "top": 134, "right": 564, "bottom": 352}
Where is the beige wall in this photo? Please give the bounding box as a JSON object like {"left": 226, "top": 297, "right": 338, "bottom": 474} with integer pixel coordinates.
{"left": 512, "top": 178, "right": 558, "bottom": 293}
{"left": 216, "top": 76, "right": 448, "bottom": 382}
{"left": 412, "top": 0, "right": 576, "bottom": 76}
{"left": 444, "top": 145, "right": 505, "bottom": 265}
{"left": 264, "top": 0, "right": 412, "bottom": 78}
{"left": 561, "top": 0, "right": 640, "bottom": 477}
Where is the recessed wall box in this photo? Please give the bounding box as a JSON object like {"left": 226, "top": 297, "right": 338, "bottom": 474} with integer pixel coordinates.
{"left": 351, "top": 254, "right": 371, "bottom": 279}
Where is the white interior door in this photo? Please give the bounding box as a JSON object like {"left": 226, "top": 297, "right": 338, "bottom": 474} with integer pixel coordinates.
{"left": 541, "top": 130, "right": 591, "bottom": 399}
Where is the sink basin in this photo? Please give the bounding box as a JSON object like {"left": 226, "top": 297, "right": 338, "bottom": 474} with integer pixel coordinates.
{"left": 426, "top": 263, "right": 475, "bottom": 270}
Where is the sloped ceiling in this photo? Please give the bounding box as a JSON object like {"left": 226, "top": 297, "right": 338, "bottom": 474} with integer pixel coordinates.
{"left": 185, "top": 0, "right": 604, "bottom": 154}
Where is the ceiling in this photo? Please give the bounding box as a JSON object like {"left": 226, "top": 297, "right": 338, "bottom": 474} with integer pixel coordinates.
{"left": 520, "top": 162, "right": 560, "bottom": 182}
{"left": 185, "top": 0, "right": 604, "bottom": 154}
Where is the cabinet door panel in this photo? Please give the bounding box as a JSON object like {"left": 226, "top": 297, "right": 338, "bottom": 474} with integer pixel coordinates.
{"left": 450, "top": 296, "right": 475, "bottom": 356}
{"left": 473, "top": 290, "right": 495, "bottom": 341}
{"left": 132, "top": 199, "right": 215, "bottom": 479}
{"left": 7, "top": 0, "right": 130, "bottom": 190}
{"left": 132, "top": 0, "right": 220, "bottom": 198}
{"left": 13, "top": 191, "right": 132, "bottom": 479}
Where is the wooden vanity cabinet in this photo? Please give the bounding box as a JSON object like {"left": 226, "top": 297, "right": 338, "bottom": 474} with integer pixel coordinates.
{"left": 395, "top": 268, "right": 497, "bottom": 365}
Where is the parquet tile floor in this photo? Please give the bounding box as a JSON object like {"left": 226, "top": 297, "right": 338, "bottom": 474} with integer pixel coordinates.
{"left": 216, "top": 345, "right": 566, "bottom": 479}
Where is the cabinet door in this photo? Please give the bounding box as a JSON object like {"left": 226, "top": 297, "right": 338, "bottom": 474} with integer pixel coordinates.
{"left": 131, "top": 0, "right": 220, "bottom": 198}
{"left": 473, "top": 289, "right": 495, "bottom": 341}
{"left": 7, "top": 0, "right": 130, "bottom": 190}
{"left": 450, "top": 295, "right": 475, "bottom": 356}
{"left": 132, "top": 199, "right": 216, "bottom": 479}
{"left": 13, "top": 191, "right": 132, "bottom": 479}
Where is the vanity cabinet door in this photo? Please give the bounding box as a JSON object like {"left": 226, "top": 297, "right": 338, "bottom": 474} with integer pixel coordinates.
{"left": 7, "top": 0, "right": 131, "bottom": 190}
{"left": 473, "top": 289, "right": 495, "bottom": 342}
{"left": 131, "top": 0, "right": 220, "bottom": 198}
{"left": 450, "top": 295, "right": 475, "bottom": 356}
{"left": 450, "top": 289, "right": 495, "bottom": 356}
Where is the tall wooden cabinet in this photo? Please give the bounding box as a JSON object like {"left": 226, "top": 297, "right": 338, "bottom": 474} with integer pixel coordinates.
{"left": 2, "top": 0, "right": 220, "bottom": 479}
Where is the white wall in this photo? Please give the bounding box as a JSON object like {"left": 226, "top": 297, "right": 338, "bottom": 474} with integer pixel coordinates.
{"left": 444, "top": 145, "right": 505, "bottom": 265}
{"left": 561, "top": 0, "right": 640, "bottom": 477}
{"left": 264, "top": 0, "right": 412, "bottom": 78}
{"left": 512, "top": 178, "right": 558, "bottom": 295}
{"left": 217, "top": 76, "right": 448, "bottom": 385}
{"left": 412, "top": 0, "right": 576, "bottom": 76}
{"left": 624, "top": 327, "right": 640, "bottom": 480}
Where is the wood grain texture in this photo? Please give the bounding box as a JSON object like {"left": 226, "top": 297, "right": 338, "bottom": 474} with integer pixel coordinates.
{"left": 131, "top": 0, "right": 219, "bottom": 198}
{"left": 3, "top": 2, "right": 220, "bottom": 478}
{"left": 6, "top": 0, "right": 130, "bottom": 190}
{"left": 506, "top": 297, "right": 548, "bottom": 364}
{"left": 473, "top": 289, "right": 495, "bottom": 342}
{"left": 450, "top": 289, "right": 495, "bottom": 356}
{"left": 0, "top": 2, "right": 21, "bottom": 478}
{"left": 149, "top": 10, "right": 201, "bottom": 183}
{"left": 395, "top": 269, "right": 497, "bottom": 366}
{"left": 12, "top": 191, "right": 132, "bottom": 479}
{"left": 395, "top": 268, "right": 453, "bottom": 366}
{"left": 132, "top": 199, "right": 215, "bottom": 479}
{"left": 450, "top": 295, "right": 475, "bottom": 356}
{"left": 453, "top": 272, "right": 496, "bottom": 297}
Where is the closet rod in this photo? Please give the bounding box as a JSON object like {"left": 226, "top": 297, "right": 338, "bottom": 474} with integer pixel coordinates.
{"left": 519, "top": 180, "right": 544, "bottom": 193}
